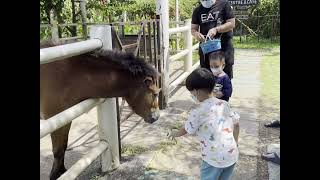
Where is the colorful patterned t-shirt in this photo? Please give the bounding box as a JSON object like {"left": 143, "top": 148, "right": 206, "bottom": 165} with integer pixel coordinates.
{"left": 185, "top": 97, "right": 240, "bottom": 168}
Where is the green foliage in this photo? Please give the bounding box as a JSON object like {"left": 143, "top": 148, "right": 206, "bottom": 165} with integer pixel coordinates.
{"left": 235, "top": 0, "right": 280, "bottom": 38}
{"left": 169, "top": 0, "right": 199, "bottom": 20}
{"left": 249, "top": 0, "right": 279, "bottom": 16}
{"left": 40, "top": 0, "right": 280, "bottom": 41}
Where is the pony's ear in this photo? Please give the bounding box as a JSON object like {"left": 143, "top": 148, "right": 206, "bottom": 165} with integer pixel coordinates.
{"left": 144, "top": 77, "right": 160, "bottom": 93}
{"left": 153, "top": 88, "right": 161, "bottom": 94}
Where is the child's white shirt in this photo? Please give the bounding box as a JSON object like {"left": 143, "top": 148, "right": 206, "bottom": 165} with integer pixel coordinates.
{"left": 185, "top": 97, "right": 240, "bottom": 168}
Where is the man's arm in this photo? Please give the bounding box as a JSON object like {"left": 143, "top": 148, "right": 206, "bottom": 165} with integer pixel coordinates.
{"left": 207, "top": 18, "right": 235, "bottom": 38}
{"left": 191, "top": 24, "right": 205, "bottom": 42}
{"left": 216, "top": 18, "right": 235, "bottom": 33}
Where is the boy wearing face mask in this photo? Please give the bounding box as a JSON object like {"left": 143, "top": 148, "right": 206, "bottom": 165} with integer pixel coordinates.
{"left": 209, "top": 51, "right": 232, "bottom": 102}
{"left": 191, "top": 0, "right": 235, "bottom": 79}
{"left": 167, "top": 68, "right": 240, "bottom": 180}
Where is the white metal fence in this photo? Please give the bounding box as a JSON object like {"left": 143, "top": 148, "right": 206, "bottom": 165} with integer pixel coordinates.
{"left": 40, "top": 25, "right": 120, "bottom": 180}
{"left": 167, "top": 19, "right": 200, "bottom": 93}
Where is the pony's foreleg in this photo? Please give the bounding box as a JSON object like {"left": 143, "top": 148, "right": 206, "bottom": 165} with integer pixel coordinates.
{"left": 49, "top": 123, "right": 72, "bottom": 180}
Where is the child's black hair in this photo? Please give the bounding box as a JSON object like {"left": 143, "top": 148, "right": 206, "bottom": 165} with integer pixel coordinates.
{"left": 209, "top": 51, "right": 225, "bottom": 62}
{"left": 186, "top": 68, "right": 216, "bottom": 92}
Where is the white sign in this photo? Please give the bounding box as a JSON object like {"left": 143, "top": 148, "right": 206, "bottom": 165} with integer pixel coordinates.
{"left": 229, "top": 0, "right": 259, "bottom": 6}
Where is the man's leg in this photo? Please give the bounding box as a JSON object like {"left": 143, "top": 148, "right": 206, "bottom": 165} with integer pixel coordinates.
{"left": 222, "top": 40, "right": 234, "bottom": 79}
{"left": 199, "top": 48, "right": 210, "bottom": 70}
{"left": 223, "top": 63, "right": 233, "bottom": 79}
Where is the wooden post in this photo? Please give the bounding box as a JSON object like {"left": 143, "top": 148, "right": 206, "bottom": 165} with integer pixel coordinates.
{"left": 153, "top": 21, "right": 159, "bottom": 79}
{"left": 121, "top": 11, "right": 127, "bottom": 38}
{"left": 50, "top": 10, "right": 59, "bottom": 44}
{"left": 143, "top": 23, "right": 147, "bottom": 60}
{"left": 175, "top": 0, "right": 180, "bottom": 51}
{"left": 271, "top": 16, "right": 274, "bottom": 42}
{"left": 71, "top": 0, "right": 77, "bottom": 37}
{"left": 115, "top": 98, "right": 121, "bottom": 161}
{"left": 240, "top": 21, "right": 242, "bottom": 43}
{"left": 79, "top": 0, "right": 88, "bottom": 39}
{"left": 184, "top": 19, "right": 192, "bottom": 72}
{"left": 156, "top": 0, "right": 170, "bottom": 109}
{"left": 148, "top": 22, "right": 153, "bottom": 63}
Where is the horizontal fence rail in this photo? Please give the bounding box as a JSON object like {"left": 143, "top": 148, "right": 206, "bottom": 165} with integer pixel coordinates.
{"left": 169, "top": 49, "right": 189, "bottom": 61}
{"left": 166, "top": 19, "right": 201, "bottom": 95}
{"left": 58, "top": 141, "right": 109, "bottom": 180}
{"left": 40, "top": 98, "right": 105, "bottom": 139}
{"left": 168, "top": 26, "right": 190, "bottom": 35}
{"left": 40, "top": 39, "right": 102, "bottom": 64}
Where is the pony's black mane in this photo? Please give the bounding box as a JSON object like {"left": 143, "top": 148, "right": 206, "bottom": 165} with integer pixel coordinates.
{"left": 91, "top": 49, "right": 159, "bottom": 78}
{"left": 40, "top": 41, "right": 159, "bottom": 79}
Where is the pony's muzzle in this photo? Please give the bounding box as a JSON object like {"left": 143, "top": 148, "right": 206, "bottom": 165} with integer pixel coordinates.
{"left": 147, "top": 110, "right": 160, "bottom": 123}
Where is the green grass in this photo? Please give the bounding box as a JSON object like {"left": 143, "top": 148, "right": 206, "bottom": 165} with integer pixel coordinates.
{"left": 233, "top": 36, "right": 280, "bottom": 49}
{"left": 121, "top": 144, "right": 149, "bottom": 156}
{"left": 260, "top": 48, "right": 280, "bottom": 108}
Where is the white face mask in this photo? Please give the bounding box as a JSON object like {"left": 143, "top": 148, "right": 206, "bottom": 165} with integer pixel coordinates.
{"left": 211, "top": 67, "right": 223, "bottom": 76}
{"left": 200, "top": 0, "right": 216, "bottom": 8}
{"left": 191, "top": 91, "right": 200, "bottom": 103}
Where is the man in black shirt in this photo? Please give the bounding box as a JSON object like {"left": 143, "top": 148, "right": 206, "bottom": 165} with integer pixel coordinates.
{"left": 191, "top": 0, "right": 235, "bottom": 79}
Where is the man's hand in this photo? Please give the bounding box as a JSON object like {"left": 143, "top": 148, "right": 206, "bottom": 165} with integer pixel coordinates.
{"left": 195, "top": 32, "right": 206, "bottom": 42}
{"left": 207, "top": 27, "right": 218, "bottom": 38}
{"left": 191, "top": 24, "right": 205, "bottom": 42}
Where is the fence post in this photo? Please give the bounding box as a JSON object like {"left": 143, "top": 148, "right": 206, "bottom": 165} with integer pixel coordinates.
{"left": 175, "top": 0, "right": 180, "bottom": 51}
{"left": 240, "top": 21, "right": 242, "bottom": 43}
{"left": 50, "top": 10, "right": 59, "bottom": 44}
{"left": 79, "top": 0, "right": 88, "bottom": 39}
{"left": 91, "top": 25, "right": 120, "bottom": 172}
{"left": 184, "top": 19, "right": 192, "bottom": 72}
{"left": 156, "top": 0, "right": 169, "bottom": 109}
{"left": 270, "top": 16, "right": 273, "bottom": 42}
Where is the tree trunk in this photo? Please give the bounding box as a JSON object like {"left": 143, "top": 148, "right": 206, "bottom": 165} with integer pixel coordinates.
{"left": 70, "top": 0, "right": 77, "bottom": 37}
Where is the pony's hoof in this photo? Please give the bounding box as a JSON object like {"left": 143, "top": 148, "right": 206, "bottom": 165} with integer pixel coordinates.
{"left": 49, "top": 167, "right": 67, "bottom": 180}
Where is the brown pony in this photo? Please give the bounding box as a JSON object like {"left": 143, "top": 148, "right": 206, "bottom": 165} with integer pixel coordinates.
{"left": 40, "top": 42, "right": 161, "bottom": 180}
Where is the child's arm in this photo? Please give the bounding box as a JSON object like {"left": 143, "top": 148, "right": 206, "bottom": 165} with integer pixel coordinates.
{"left": 233, "top": 123, "right": 240, "bottom": 144}
{"left": 230, "top": 111, "right": 240, "bottom": 145}
{"left": 168, "top": 109, "right": 202, "bottom": 141}
{"left": 173, "top": 128, "right": 188, "bottom": 138}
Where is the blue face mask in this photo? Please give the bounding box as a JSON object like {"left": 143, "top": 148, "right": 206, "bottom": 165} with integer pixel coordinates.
{"left": 200, "top": 0, "right": 215, "bottom": 8}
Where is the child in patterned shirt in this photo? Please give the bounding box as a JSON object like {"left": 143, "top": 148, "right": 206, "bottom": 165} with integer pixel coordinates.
{"left": 168, "top": 68, "right": 240, "bottom": 180}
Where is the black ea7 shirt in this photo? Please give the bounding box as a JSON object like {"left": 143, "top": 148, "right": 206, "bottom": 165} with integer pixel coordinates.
{"left": 192, "top": 0, "right": 234, "bottom": 41}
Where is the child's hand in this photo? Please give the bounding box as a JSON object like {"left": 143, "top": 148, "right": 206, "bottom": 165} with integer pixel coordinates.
{"left": 216, "top": 91, "right": 224, "bottom": 98}
{"left": 166, "top": 129, "right": 179, "bottom": 143}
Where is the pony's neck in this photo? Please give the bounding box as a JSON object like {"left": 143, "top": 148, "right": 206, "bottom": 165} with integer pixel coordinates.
{"left": 74, "top": 59, "right": 141, "bottom": 99}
